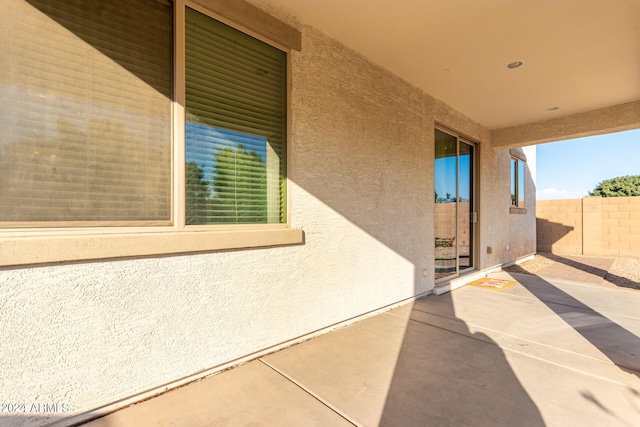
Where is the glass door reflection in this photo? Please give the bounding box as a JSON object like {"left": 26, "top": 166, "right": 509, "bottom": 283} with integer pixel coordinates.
{"left": 434, "top": 129, "right": 475, "bottom": 280}
{"left": 458, "top": 142, "right": 473, "bottom": 271}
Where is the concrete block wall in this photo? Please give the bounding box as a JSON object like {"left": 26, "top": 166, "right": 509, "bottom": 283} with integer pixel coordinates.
{"left": 537, "top": 199, "right": 583, "bottom": 254}
{"left": 601, "top": 196, "right": 640, "bottom": 257}
{"left": 537, "top": 196, "right": 640, "bottom": 257}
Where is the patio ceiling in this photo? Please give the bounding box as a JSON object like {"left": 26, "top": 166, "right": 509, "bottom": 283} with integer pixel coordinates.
{"left": 272, "top": 0, "right": 640, "bottom": 131}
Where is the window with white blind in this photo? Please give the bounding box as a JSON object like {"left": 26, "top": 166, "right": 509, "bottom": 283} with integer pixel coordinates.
{"left": 0, "top": 0, "right": 173, "bottom": 225}
{"left": 0, "top": 0, "right": 288, "bottom": 229}
{"left": 0, "top": 0, "right": 300, "bottom": 266}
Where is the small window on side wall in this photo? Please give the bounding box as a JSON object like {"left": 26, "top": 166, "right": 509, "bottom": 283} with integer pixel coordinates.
{"left": 510, "top": 157, "right": 525, "bottom": 208}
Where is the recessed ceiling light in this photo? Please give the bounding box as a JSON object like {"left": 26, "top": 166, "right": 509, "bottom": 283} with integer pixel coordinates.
{"left": 506, "top": 61, "right": 524, "bottom": 69}
{"left": 546, "top": 106, "right": 560, "bottom": 111}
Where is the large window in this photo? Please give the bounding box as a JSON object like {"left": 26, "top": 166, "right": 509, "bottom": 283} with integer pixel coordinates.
{"left": 0, "top": 0, "right": 300, "bottom": 266}
{"left": 0, "top": 0, "right": 173, "bottom": 225}
{"left": 0, "top": 0, "right": 287, "bottom": 228}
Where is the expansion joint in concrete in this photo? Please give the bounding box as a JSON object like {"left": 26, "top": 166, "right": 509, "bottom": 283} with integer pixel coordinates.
{"left": 258, "top": 358, "right": 360, "bottom": 426}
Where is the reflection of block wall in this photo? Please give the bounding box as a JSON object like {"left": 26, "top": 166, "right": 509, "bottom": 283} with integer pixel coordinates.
{"left": 435, "top": 202, "right": 456, "bottom": 240}
{"left": 434, "top": 202, "right": 470, "bottom": 250}
{"left": 537, "top": 196, "right": 640, "bottom": 257}
{"left": 458, "top": 202, "right": 470, "bottom": 253}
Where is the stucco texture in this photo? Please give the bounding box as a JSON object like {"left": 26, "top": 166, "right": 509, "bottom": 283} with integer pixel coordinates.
{"left": 0, "top": 1, "right": 536, "bottom": 425}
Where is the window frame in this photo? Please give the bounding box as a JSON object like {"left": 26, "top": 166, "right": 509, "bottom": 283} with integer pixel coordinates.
{"left": 182, "top": 4, "right": 289, "bottom": 226}
{"left": 509, "top": 149, "right": 527, "bottom": 214}
{"left": 178, "top": 0, "right": 297, "bottom": 230}
{"left": 0, "top": 0, "right": 302, "bottom": 267}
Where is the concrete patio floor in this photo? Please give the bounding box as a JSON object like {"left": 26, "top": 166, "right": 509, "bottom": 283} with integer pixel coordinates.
{"left": 82, "top": 270, "right": 640, "bottom": 427}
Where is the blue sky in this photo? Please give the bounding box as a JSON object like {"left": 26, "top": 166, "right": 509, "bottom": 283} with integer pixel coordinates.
{"left": 536, "top": 128, "right": 640, "bottom": 200}
{"left": 435, "top": 153, "right": 471, "bottom": 202}
{"left": 186, "top": 122, "right": 267, "bottom": 182}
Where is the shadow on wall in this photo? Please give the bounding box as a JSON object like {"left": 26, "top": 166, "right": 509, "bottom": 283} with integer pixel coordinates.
{"left": 24, "top": 0, "right": 172, "bottom": 97}
{"left": 536, "top": 218, "right": 575, "bottom": 253}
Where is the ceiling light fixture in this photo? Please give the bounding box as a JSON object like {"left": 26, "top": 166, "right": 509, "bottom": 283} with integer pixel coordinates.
{"left": 506, "top": 61, "right": 524, "bottom": 69}
{"left": 546, "top": 106, "right": 560, "bottom": 111}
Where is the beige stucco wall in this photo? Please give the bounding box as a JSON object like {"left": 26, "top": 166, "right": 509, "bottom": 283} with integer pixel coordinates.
{"left": 0, "top": 1, "right": 536, "bottom": 425}
{"left": 537, "top": 196, "right": 640, "bottom": 257}
{"left": 492, "top": 100, "right": 640, "bottom": 149}
{"left": 507, "top": 145, "right": 538, "bottom": 257}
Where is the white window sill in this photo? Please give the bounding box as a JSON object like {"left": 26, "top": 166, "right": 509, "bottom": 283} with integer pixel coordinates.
{"left": 0, "top": 228, "right": 304, "bottom": 267}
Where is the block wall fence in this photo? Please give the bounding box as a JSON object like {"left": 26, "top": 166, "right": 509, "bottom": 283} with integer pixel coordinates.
{"left": 434, "top": 202, "right": 470, "bottom": 252}
{"left": 537, "top": 196, "right": 640, "bottom": 257}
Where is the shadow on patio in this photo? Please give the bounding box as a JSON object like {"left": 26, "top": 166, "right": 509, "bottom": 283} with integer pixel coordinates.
{"left": 77, "top": 269, "right": 640, "bottom": 426}
{"left": 78, "top": 296, "right": 544, "bottom": 427}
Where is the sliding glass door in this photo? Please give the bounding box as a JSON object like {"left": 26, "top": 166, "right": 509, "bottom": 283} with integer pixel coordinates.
{"left": 434, "top": 128, "right": 476, "bottom": 280}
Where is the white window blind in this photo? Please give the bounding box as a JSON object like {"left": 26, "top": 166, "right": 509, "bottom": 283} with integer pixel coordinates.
{"left": 185, "top": 7, "right": 287, "bottom": 225}
{"left": 0, "top": 0, "right": 172, "bottom": 225}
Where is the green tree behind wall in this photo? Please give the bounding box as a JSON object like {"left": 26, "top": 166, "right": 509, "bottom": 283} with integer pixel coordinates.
{"left": 185, "top": 144, "right": 268, "bottom": 224}
{"left": 185, "top": 145, "right": 267, "bottom": 225}
{"left": 589, "top": 175, "right": 640, "bottom": 197}
{"left": 185, "top": 161, "right": 211, "bottom": 224}
{"left": 211, "top": 144, "right": 267, "bottom": 223}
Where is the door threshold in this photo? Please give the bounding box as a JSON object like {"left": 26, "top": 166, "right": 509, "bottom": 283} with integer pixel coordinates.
{"left": 433, "top": 270, "right": 484, "bottom": 295}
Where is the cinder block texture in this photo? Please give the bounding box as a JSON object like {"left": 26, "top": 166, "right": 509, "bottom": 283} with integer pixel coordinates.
{"left": 537, "top": 196, "right": 640, "bottom": 257}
